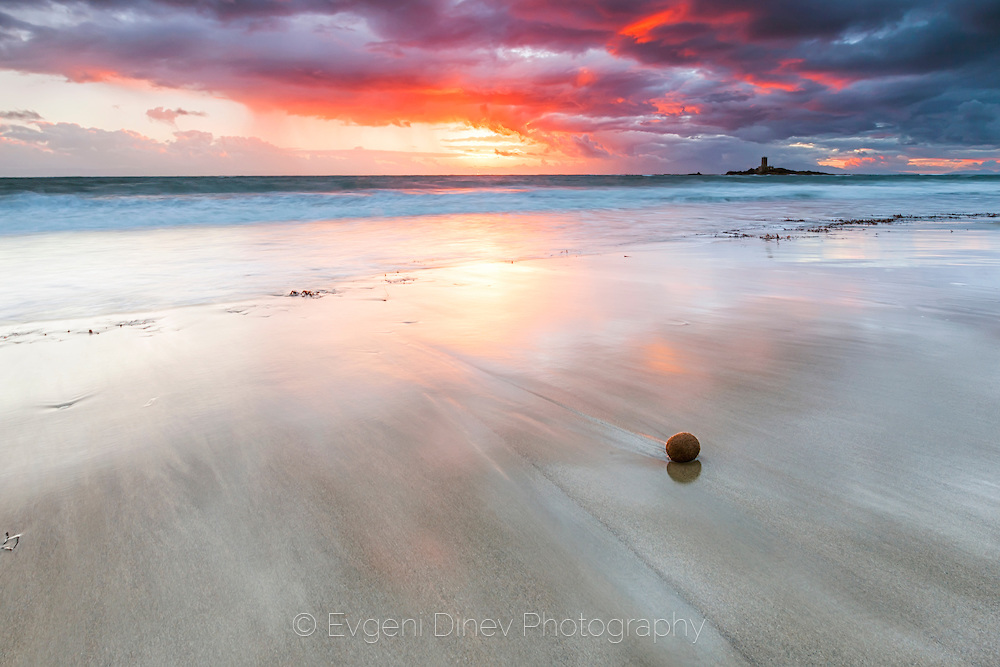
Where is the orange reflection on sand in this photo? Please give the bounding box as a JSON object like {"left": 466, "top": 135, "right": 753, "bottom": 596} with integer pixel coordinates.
{"left": 909, "top": 229, "right": 998, "bottom": 258}
{"left": 408, "top": 260, "right": 558, "bottom": 361}
{"left": 642, "top": 340, "right": 687, "bottom": 375}
{"left": 782, "top": 227, "right": 998, "bottom": 269}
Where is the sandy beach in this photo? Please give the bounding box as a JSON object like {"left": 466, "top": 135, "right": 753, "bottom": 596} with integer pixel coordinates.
{"left": 2, "top": 221, "right": 999, "bottom": 664}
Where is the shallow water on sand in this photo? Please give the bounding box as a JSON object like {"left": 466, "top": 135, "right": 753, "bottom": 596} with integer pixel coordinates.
{"left": 2, "top": 225, "right": 999, "bottom": 663}
{"left": 2, "top": 174, "right": 999, "bottom": 325}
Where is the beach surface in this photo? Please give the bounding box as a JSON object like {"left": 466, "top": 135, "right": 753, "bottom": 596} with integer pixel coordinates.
{"left": 2, "top": 221, "right": 999, "bottom": 664}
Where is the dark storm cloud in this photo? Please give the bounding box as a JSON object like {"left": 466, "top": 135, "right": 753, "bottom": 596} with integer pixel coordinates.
{"left": 0, "top": 109, "right": 43, "bottom": 121}
{"left": 146, "top": 107, "right": 208, "bottom": 124}
{"left": 1, "top": 0, "right": 997, "bottom": 166}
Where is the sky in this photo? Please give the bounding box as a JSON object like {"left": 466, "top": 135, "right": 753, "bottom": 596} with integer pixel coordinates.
{"left": 1, "top": 0, "right": 999, "bottom": 176}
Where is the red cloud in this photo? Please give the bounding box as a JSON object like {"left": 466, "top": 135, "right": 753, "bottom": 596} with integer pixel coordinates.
{"left": 619, "top": 5, "right": 691, "bottom": 44}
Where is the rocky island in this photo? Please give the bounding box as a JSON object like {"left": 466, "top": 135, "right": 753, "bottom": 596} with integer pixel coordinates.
{"left": 726, "top": 157, "right": 833, "bottom": 175}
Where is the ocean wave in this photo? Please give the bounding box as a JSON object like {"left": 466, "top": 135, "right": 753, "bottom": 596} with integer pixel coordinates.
{"left": 2, "top": 174, "right": 998, "bottom": 235}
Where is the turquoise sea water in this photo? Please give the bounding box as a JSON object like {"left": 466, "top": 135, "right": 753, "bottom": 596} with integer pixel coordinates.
{"left": 1, "top": 174, "right": 998, "bottom": 324}
{"left": 3, "top": 174, "right": 1000, "bottom": 235}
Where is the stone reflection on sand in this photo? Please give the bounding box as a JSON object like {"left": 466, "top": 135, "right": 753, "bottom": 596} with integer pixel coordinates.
{"left": 667, "top": 460, "right": 702, "bottom": 483}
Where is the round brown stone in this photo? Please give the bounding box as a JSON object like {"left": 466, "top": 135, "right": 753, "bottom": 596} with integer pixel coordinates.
{"left": 666, "top": 432, "right": 700, "bottom": 462}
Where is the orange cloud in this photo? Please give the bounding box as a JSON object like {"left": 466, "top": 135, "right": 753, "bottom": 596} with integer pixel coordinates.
{"left": 738, "top": 73, "right": 800, "bottom": 93}
{"left": 619, "top": 5, "right": 689, "bottom": 43}
{"left": 819, "top": 155, "right": 889, "bottom": 169}
{"left": 905, "top": 158, "right": 992, "bottom": 168}
{"left": 778, "top": 59, "right": 855, "bottom": 91}
{"left": 652, "top": 97, "right": 700, "bottom": 116}
{"left": 799, "top": 71, "right": 854, "bottom": 91}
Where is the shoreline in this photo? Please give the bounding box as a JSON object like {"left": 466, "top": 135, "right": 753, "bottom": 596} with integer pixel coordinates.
{"left": 2, "top": 210, "right": 997, "bottom": 336}
{"left": 2, "top": 221, "right": 999, "bottom": 663}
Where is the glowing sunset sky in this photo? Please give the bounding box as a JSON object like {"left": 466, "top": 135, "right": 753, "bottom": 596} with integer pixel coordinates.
{"left": 1, "top": 0, "right": 998, "bottom": 175}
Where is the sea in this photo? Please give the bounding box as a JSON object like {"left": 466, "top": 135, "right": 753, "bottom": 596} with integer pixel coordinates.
{"left": 2, "top": 174, "right": 998, "bottom": 325}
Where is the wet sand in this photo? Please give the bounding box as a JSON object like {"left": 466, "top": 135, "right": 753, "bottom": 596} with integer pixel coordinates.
{"left": 2, "top": 223, "right": 999, "bottom": 664}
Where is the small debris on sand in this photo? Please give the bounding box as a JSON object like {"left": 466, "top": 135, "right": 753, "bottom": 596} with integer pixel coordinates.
{"left": 287, "top": 289, "right": 334, "bottom": 298}
{"left": 2, "top": 532, "right": 20, "bottom": 551}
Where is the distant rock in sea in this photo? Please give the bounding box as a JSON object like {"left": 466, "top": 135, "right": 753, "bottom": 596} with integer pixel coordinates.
{"left": 726, "top": 157, "right": 833, "bottom": 176}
